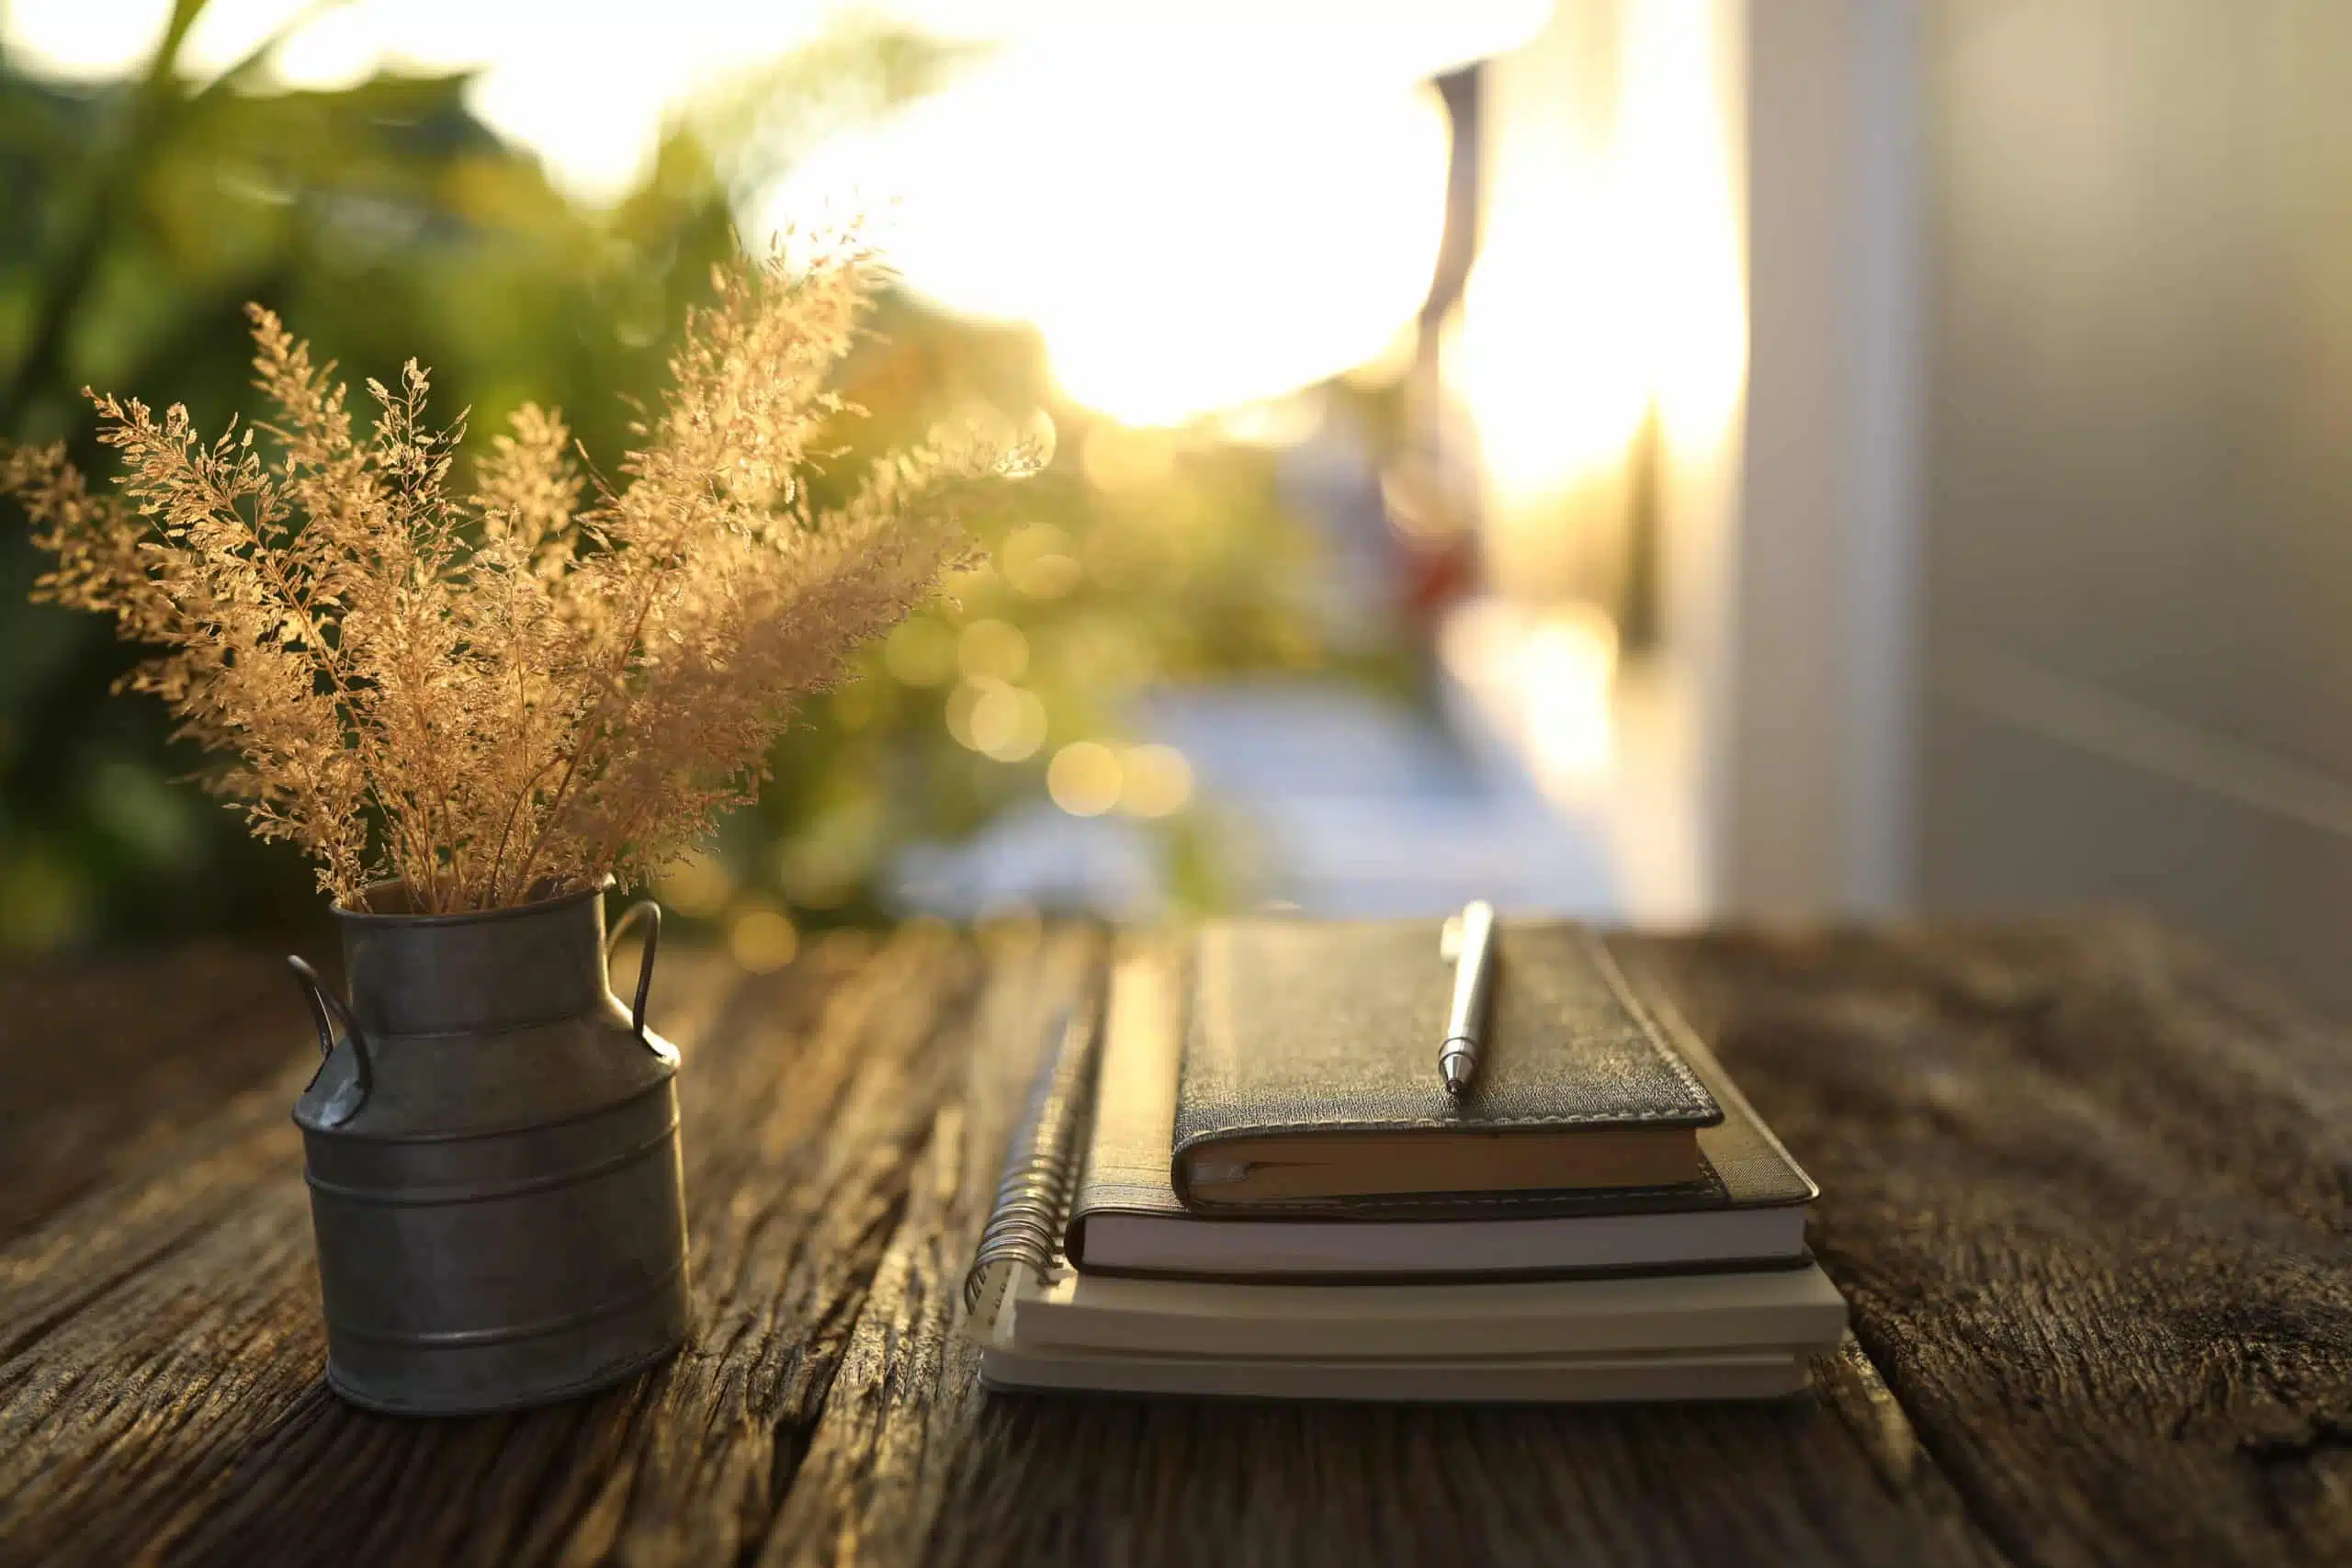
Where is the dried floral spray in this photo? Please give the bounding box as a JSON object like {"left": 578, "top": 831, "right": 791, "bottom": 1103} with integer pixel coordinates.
{"left": 2, "top": 236, "right": 1039, "bottom": 912}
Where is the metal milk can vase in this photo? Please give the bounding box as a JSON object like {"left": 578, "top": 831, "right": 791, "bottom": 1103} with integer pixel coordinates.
{"left": 286, "top": 881, "right": 690, "bottom": 1416}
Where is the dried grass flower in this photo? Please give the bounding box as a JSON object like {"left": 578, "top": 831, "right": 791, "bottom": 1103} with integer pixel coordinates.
{"left": 3, "top": 236, "right": 1038, "bottom": 912}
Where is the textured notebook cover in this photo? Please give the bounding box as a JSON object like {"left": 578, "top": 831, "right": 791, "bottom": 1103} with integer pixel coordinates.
{"left": 1170, "top": 919, "right": 1724, "bottom": 1206}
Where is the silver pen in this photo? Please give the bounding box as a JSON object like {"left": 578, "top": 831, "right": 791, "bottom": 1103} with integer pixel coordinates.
{"left": 1437, "top": 899, "right": 1499, "bottom": 1096}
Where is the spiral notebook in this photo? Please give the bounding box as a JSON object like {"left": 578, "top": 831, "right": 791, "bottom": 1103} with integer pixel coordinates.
{"left": 964, "top": 998, "right": 1105, "bottom": 1331}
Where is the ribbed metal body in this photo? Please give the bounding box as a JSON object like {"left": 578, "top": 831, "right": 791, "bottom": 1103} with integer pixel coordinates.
{"left": 288, "top": 883, "right": 689, "bottom": 1416}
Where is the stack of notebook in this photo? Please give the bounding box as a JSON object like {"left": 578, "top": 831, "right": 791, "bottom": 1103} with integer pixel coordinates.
{"left": 962, "top": 919, "right": 1847, "bottom": 1402}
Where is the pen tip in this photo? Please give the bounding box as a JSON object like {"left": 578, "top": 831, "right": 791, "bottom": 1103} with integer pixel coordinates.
{"left": 1441, "top": 1055, "right": 1471, "bottom": 1096}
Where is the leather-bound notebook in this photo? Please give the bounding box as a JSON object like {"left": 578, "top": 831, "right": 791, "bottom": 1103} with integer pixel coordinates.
{"left": 1171, "top": 919, "right": 1723, "bottom": 1209}
{"left": 1058, "top": 944, "right": 1815, "bottom": 1280}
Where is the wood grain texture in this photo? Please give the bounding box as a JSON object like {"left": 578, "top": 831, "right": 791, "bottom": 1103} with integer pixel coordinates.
{"left": 0, "top": 915, "right": 2341, "bottom": 1568}
{"left": 0, "top": 945, "right": 300, "bottom": 1245}
{"left": 1628, "top": 915, "right": 2352, "bottom": 1568}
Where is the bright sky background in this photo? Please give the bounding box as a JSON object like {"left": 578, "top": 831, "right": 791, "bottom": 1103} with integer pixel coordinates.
{"left": 5, "top": 0, "right": 1553, "bottom": 423}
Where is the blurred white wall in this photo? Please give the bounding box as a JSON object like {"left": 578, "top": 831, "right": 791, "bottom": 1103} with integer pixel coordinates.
{"left": 1918, "top": 0, "right": 2352, "bottom": 1017}
{"left": 1733, "top": 0, "right": 1922, "bottom": 918}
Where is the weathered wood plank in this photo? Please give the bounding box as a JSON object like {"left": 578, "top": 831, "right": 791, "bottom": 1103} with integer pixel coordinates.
{"left": 0, "top": 947, "right": 301, "bottom": 1245}
{"left": 904, "top": 1347, "right": 2008, "bottom": 1568}
{"left": 537, "top": 931, "right": 982, "bottom": 1568}
{"left": 1630, "top": 916, "right": 2352, "bottom": 1568}
{"left": 0, "top": 949, "right": 737, "bottom": 1568}
{"left": 0, "top": 933, "right": 986, "bottom": 1568}
{"left": 759, "top": 926, "right": 1102, "bottom": 1568}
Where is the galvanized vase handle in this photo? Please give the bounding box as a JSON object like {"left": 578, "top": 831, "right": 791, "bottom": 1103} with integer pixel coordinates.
{"left": 288, "top": 955, "right": 372, "bottom": 1127}
{"left": 605, "top": 900, "right": 662, "bottom": 1043}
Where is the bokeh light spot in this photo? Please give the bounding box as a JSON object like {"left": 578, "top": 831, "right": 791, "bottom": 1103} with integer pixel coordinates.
{"left": 729, "top": 907, "right": 799, "bottom": 974}
{"left": 968, "top": 682, "right": 1047, "bottom": 762}
{"left": 1046, "top": 741, "right": 1123, "bottom": 816}
{"left": 1118, "top": 743, "right": 1195, "bottom": 818}
{"left": 956, "top": 618, "right": 1030, "bottom": 683}
{"left": 656, "top": 848, "right": 732, "bottom": 919}
{"left": 1001, "top": 523, "right": 1082, "bottom": 600}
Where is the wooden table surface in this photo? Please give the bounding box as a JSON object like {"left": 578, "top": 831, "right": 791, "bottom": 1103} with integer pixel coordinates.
{"left": 1, "top": 917, "right": 2346, "bottom": 1568}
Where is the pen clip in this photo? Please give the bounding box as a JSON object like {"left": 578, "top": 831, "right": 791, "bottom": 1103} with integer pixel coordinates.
{"left": 1439, "top": 913, "right": 1465, "bottom": 962}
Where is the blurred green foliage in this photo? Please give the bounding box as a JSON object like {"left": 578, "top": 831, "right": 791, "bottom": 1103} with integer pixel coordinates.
{"left": 0, "top": 11, "right": 1340, "bottom": 951}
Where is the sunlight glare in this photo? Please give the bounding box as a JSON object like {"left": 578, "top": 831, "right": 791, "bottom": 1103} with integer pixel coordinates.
{"left": 1620, "top": 0, "right": 1746, "bottom": 448}
{"left": 1445, "top": 0, "right": 1745, "bottom": 594}
{"left": 763, "top": 47, "right": 1457, "bottom": 426}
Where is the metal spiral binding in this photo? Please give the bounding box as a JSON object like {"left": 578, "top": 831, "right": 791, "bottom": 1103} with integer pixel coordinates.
{"left": 962, "top": 995, "right": 1103, "bottom": 1326}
